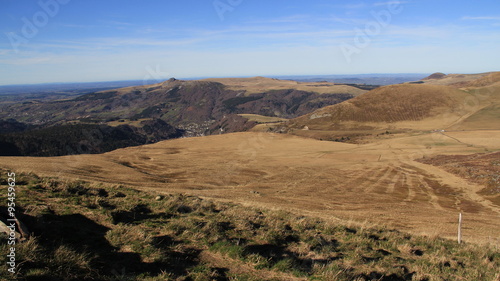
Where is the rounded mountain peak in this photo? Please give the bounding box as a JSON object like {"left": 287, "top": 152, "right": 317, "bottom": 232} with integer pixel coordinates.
{"left": 423, "top": 72, "right": 447, "bottom": 80}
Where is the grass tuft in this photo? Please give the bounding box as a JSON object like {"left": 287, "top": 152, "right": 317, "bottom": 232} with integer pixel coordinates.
{"left": 0, "top": 170, "right": 498, "bottom": 280}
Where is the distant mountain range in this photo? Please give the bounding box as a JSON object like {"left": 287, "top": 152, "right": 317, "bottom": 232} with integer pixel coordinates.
{"left": 0, "top": 73, "right": 427, "bottom": 96}
{"left": 1, "top": 72, "right": 497, "bottom": 156}
{"left": 275, "top": 73, "right": 429, "bottom": 85}
{"left": 0, "top": 76, "right": 365, "bottom": 156}
{"left": 0, "top": 80, "right": 146, "bottom": 96}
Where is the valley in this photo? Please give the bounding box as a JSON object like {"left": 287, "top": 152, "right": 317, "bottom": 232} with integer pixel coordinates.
{"left": 0, "top": 77, "right": 360, "bottom": 156}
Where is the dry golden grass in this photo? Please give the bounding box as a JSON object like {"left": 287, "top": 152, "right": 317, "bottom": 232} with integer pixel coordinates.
{"left": 421, "top": 72, "right": 496, "bottom": 86}
{"left": 106, "top": 118, "right": 153, "bottom": 127}
{"left": 287, "top": 84, "right": 479, "bottom": 132}
{"left": 202, "top": 76, "right": 367, "bottom": 95}
{"left": 285, "top": 79, "right": 500, "bottom": 137}
{"left": 454, "top": 72, "right": 500, "bottom": 88}
{"left": 3, "top": 173, "right": 497, "bottom": 280}
{"left": 2, "top": 131, "right": 500, "bottom": 246}
{"left": 238, "top": 114, "right": 288, "bottom": 124}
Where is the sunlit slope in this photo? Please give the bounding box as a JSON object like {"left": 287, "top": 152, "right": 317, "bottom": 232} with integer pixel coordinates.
{"left": 287, "top": 84, "right": 479, "bottom": 131}
{"left": 202, "top": 76, "right": 367, "bottom": 95}
{"left": 420, "top": 71, "right": 499, "bottom": 87}
{"left": 2, "top": 131, "right": 500, "bottom": 243}
{"left": 457, "top": 71, "right": 500, "bottom": 88}
{"left": 449, "top": 82, "right": 500, "bottom": 130}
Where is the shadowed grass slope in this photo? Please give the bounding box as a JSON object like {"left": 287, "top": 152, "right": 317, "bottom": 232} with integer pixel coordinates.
{"left": 0, "top": 170, "right": 498, "bottom": 281}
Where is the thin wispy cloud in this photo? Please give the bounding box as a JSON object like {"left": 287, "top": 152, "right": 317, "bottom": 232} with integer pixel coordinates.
{"left": 343, "top": 3, "right": 368, "bottom": 9}
{"left": 47, "top": 37, "right": 206, "bottom": 50}
{"left": 0, "top": 0, "right": 498, "bottom": 84}
{"left": 0, "top": 57, "right": 52, "bottom": 65}
{"left": 244, "top": 15, "right": 311, "bottom": 24}
{"left": 462, "top": 16, "right": 500, "bottom": 20}
{"left": 99, "top": 20, "right": 135, "bottom": 26}
{"left": 0, "top": 49, "right": 12, "bottom": 56}
{"left": 318, "top": 3, "right": 368, "bottom": 10}
{"left": 386, "top": 25, "right": 456, "bottom": 39}
{"left": 325, "top": 16, "right": 368, "bottom": 25}
{"left": 373, "top": 1, "right": 409, "bottom": 7}
{"left": 59, "top": 23, "right": 99, "bottom": 29}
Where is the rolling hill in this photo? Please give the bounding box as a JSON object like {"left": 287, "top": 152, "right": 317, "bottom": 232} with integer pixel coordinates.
{"left": 285, "top": 72, "right": 500, "bottom": 140}
{"left": 0, "top": 77, "right": 364, "bottom": 156}
{"left": 0, "top": 77, "right": 360, "bottom": 136}
{"left": 202, "top": 76, "right": 368, "bottom": 95}
{"left": 416, "top": 71, "right": 500, "bottom": 89}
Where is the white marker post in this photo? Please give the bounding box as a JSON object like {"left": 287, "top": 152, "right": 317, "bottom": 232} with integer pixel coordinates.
{"left": 458, "top": 212, "right": 462, "bottom": 244}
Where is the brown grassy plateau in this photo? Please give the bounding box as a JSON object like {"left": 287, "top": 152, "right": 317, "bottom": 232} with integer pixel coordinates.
{"left": 202, "top": 76, "right": 367, "bottom": 95}
{"left": 419, "top": 72, "right": 494, "bottom": 86}
{"left": 288, "top": 84, "right": 473, "bottom": 129}
{"left": 285, "top": 72, "right": 500, "bottom": 141}
{"left": 114, "top": 76, "right": 366, "bottom": 97}
{"left": 238, "top": 114, "right": 288, "bottom": 124}
{"left": 3, "top": 130, "right": 500, "bottom": 246}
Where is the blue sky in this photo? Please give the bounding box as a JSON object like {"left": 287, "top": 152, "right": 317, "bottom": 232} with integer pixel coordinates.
{"left": 0, "top": 0, "right": 499, "bottom": 85}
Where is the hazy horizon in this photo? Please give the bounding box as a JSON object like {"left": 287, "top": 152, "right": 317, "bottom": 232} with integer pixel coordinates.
{"left": 0, "top": 72, "right": 435, "bottom": 87}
